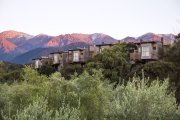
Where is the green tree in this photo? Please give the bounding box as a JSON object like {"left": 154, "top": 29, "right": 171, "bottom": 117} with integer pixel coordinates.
{"left": 60, "top": 64, "right": 83, "bottom": 80}
{"left": 137, "top": 61, "right": 175, "bottom": 81}
{"left": 0, "top": 67, "right": 49, "bottom": 118}
{"left": 0, "top": 61, "right": 23, "bottom": 83}
{"left": 85, "top": 43, "right": 133, "bottom": 83}
{"left": 47, "top": 70, "right": 112, "bottom": 120}
{"left": 163, "top": 34, "right": 180, "bottom": 103}
{"left": 38, "top": 64, "right": 56, "bottom": 76}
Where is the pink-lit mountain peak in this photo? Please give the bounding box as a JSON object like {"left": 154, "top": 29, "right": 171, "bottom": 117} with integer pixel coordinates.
{"left": 46, "top": 33, "right": 115, "bottom": 47}
{"left": 137, "top": 32, "right": 162, "bottom": 41}
{"left": 46, "top": 33, "right": 92, "bottom": 47}
{"left": 35, "top": 33, "right": 49, "bottom": 37}
{"left": 0, "top": 30, "right": 28, "bottom": 40}
{"left": 0, "top": 30, "right": 176, "bottom": 63}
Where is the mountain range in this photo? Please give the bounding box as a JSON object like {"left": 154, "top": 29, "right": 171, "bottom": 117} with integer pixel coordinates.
{"left": 0, "top": 30, "right": 175, "bottom": 64}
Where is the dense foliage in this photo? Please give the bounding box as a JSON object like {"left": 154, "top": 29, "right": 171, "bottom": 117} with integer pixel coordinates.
{"left": 60, "top": 64, "right": 84, "bottom": 80}
{"left": 0, "top": 61, "right": 23, "bottom": 83}
{"left": 163, "top": 38, "right": 180, "bottom": 104}
{"left": 59, "top": 41, "right": 180, "bottom": 102}
{"left": 0, "top": 67, "right": 180, "bottom": 120}
{"left": 0, "top": 34, "right": 180, "bottom": 119}
{"left": 38, "top": 64, "right": 56, "bottom": 76}
{"left": 137, "top": 61, "right": 175, "bottom": 80}
{"left": 84, "top": 43, "right": 134, "bottom": 83}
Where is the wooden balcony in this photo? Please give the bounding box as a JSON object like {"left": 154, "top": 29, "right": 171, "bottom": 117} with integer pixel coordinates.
{"left": 130, "top": 51, "right": 141, "bottom": 61}
{"left": 68, "top": 57, "right": 85, "bottom": 63}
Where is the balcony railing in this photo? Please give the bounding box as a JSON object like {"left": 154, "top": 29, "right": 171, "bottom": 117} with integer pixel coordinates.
{"left": 68, "top": 57, "right": 85, "bottom": 63}
{"left": 130, "top": 52, "right": 141, "bottom": 61}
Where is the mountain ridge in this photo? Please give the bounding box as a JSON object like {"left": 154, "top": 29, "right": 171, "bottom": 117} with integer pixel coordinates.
{"left": 0, "top": 30, "right": 117, "bottom": 62}
{"left": 0, "top": 30, "right": 116, "bottom": 53}
{"left": 0, "top": 30, "right": 176, "bottom": 64}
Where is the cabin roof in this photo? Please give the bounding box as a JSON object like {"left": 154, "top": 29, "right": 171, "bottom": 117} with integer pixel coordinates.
{"left": 50, "top": 51, "right": 64, "bottom": 54}
{"left": 63, "top": 51, "right": 68, "bottom": 53}
{"left": 68, "top": 47, "right": 85, "bottom": 51}
{"left": 32, "top": 56, "right": 48, "bottom": 60}
{"left": 96, "top": 43, "right": 115, "bottom": 47}
{"left": 134, "top": 40, "right": 162, "bottom": 44}
{"left": 32, "top": 58, "right": 42, "bottom": 60}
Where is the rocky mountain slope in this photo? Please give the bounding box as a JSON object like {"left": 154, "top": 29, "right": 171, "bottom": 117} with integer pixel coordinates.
{"left": 12, "top": 42, "right": 90, "bottom": 64}
{"left": 122, "top": 32, "right": 175, "bottom": 44}
{"left": 0, "top": 30, "right": 117, "bottom": 62}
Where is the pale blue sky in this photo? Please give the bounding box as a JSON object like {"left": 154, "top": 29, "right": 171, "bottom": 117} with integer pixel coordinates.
{"left": 0, "top": 0, "right": 180, "bottom": 39}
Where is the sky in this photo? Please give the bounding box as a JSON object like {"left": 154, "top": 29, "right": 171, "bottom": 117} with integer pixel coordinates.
{"left": 0, "top": 0, "right": 180, "bottom": 39}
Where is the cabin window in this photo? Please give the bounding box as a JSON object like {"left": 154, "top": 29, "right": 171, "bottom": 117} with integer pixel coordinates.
{"left": 100, "top": 48, "right": 103, "bottom": 52}
{"left": 73, "top": 51, "right": 79, "bottom": 62}
{"left": 142, "top": 46, "right": 150, "bottom": 57}
{"left": 54, "top": 54, "right": 59, "bottom": 63}
{"left": 35, "top": 60, "right": 39, "bottom": 68}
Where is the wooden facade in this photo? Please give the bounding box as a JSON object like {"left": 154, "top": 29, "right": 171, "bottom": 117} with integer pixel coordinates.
{"left": 67, "top": 46, "right": 99, "bottom": 65}
{"left": 96, "top": 43, "right": 115, "bottom": 53}
{"left": 68, "top": 48, "right": 87, "bottom": 64}
{"left": 32, "top": 38, "right": 172, "bottom": 70}
{"left": 32, "top": 45, "right": 100, "bottom": 70}
{"left": 130, "top": 40, "right": 163, "bottom": 62}
{"left": 32, "top": 56, "right": 49, "bottom": 69}
{"left": 88, "top": 45, "right": 99, "bottom": 58}
{"left": 50, "top": 51, "right": 68, "bottom": 71}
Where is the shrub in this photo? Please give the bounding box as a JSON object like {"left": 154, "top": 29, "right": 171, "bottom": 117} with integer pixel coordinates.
{"left": 60, "top": 64, "right": 83, "bottom": 80}
{"left": 108, "top": 77, "right": 180, "bottom": 120}
{"left": 3, "top": 98, "right": 80, "bottom": 120}
{"left": 47, "top": 70, "right": 112, "bottom": 120}
{"left": 1, "top": 67, "right": 180, "bottom": 119}
{"left": 38, "top": 64, "right": 56, "bottom": 76}
{"left": 137, "top": 61, "right": 175, "bottom": 81}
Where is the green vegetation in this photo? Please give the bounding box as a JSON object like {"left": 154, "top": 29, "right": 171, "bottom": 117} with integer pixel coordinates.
{"left": 59, "top": 34, "right": 180, "bottom": 103}
{"left": 0, "top": 67, "right": 180, "bottom": 120}
{"left": 137, "top": 61, "right": 175, "bottom": 81}
{"left": 0, "top": 34, "right": 180, "bottom": 119}
{"left": 38, "top": 64, "right": 56, "bottom": 76}
{"left": 0, "top": 61, "right": 23, "bottom": 83}
{"left": 164, "top": 37, "right": 180, "bottom": 104}
{"left": 60, "top": 64, "right": 83, "bottom": 80}
{"left": 85, "top": 43, "right": 132, "bottom": 83}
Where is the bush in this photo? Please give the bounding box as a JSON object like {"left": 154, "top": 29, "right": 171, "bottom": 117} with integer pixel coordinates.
{"left": 3, "top": 98, "right": 80, "bottom": 120}
{"left": 139, "top": 61, "right": 175, "bottom": 81}
{"left": 0, "top": 67, "right": 49, "bottom": 118}
{"left": 38, "top": 64, "right": 56, "bottom": 76}
{"left": 108, "top": 77, "right": 180, "bottom": 120}
{"left": 0, "top": 61, "right": 23, "bottom": 83}
{"left": 60, "top": 64, "right": 83, "bottom": 80}
{"left": 47, "top": 70, "right": 112, "bottom": 120}
{"left": 1, "top": 67, "right": 180, "bottom": 119}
